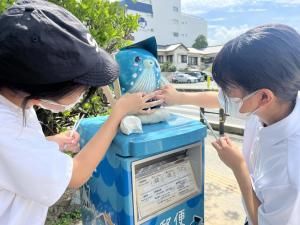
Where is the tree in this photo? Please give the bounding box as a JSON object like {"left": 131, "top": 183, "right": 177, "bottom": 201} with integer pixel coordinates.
{"left": 1, "top": 0, "right": 139, "bottom": 54}
{"left": 192, "top": 34, "right": 208, "bottom": 49}
{"left": 49, "top": 0, "right": 139, "bottom": 53}
{"left": 160, "top": 62, "right": 177, "bottom": 72}
{"left": 0, "top": 0, "right": 14, "bottom": 13}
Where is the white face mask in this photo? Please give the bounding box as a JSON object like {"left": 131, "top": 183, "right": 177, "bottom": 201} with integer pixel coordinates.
{"left": 218, "top": 89, "right": 260, "bottom": 119}
{"left": 39, "top": 92, "right": 85, "bottom": 113}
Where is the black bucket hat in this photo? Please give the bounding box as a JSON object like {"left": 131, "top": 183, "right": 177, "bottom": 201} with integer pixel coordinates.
{"left": 0, "top": 0, "right": 119, "bottom": 86}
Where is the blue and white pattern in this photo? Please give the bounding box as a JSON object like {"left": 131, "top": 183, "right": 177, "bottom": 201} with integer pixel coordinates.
{"left": 79, "top": 115, "right": 206, "bottom": 225}
{"left": 116, "top": 48, "right": 161, "bottom": 94}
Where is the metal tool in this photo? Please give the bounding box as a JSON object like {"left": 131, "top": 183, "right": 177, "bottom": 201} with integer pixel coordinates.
{"left": 70, "top": 114, "right": 85, "bottom": 137}
{"left": 199, "top": 110, "right": 219, "bottom": 140}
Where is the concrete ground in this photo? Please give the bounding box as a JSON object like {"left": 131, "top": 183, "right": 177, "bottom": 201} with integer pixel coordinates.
{"left": 204, "top": 133, "right": 245, "bottom": 225}
{"left": 172, "top": 80, "right": 220, "bottom": 91}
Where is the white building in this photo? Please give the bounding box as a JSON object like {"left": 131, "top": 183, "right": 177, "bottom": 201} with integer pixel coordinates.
{"left": 158, "top": 44, "right": 223, "bottom": 71}
{"left": 121, "top": 0, "right": 207, "bottom": 47}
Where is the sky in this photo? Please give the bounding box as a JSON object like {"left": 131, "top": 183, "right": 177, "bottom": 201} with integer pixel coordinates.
{"left": 181, "top": 0, "right": 300, "bottom": 46}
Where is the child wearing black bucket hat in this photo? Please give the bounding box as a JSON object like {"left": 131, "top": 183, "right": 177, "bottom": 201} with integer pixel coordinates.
{"left": 0, "top": 1, "right": 163, "bottom": 224}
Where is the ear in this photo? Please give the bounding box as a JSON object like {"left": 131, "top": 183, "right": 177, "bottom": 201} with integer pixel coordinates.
{"left": 260, "top": 89, "right": 274, "bottom": 104}
{"left": 29, "top": 99, "right": 41, "bottom": 107}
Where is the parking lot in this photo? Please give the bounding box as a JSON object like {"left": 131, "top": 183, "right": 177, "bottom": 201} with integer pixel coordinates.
{"left": 171, "top": 72, "right": 207, "bottom": 83}
{"left": 172, "top": 81, "right": 219, "bottom": 91}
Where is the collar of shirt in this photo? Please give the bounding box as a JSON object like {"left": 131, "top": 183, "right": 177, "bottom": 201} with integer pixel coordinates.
{"left": 0, "top": 94, "right": 42, "bottom": 132}
{"left": 258, "top": 92, "right": 300, "bottom": 147}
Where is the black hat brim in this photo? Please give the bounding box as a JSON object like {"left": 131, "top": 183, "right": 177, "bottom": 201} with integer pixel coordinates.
{"left": 74, "top": 48, "right": 119, "bottom": 87}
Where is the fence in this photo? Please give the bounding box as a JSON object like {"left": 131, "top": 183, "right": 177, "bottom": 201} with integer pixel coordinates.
{"left": 175, "top": 87, "right": 228, "bottom": 137}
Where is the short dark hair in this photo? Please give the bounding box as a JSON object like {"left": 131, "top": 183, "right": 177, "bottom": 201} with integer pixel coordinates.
{"left": 212, "top": 24, "right": 300, "bottom": 102}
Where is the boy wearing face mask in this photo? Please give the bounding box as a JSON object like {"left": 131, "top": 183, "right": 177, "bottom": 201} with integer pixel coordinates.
{"left": 158, "top": 24, "right": 300, "bottom": 225}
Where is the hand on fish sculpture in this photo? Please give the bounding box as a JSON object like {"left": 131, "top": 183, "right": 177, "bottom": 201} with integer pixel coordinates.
{"left": 115, "top": 37, "right": 170, "bottom": 134}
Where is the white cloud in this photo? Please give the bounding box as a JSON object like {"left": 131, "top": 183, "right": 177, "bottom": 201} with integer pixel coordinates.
{"left": 227, "top": 7, "right": 246, "bottom": 13}
{"left": 248, "top": 8, "right": 268, "bottom": 12}
{"left": 276, "top": 0, "right": 300, "bottom": 4}
{"left": 208, "top": 25, "right": 221, "bottom": 29}
{"left": 181, "top": 0, "right": 244, "bottom": 14}
{"left": 180, "top": 0, "right": 300, "bottom": 45}
{"left": 272, "top": 16, "right": 286, "bottom": 22}
{"left": 181, "top": 0, "right": 293, "bottom": 15}
{"left": 227, "top": 7, "right": 267, "bottom": 13}
{"left": 208, "top": 24, "right": 251, "bottom": 45}
{"left": 208, "top": 17, "right": 227, "bottom": 22}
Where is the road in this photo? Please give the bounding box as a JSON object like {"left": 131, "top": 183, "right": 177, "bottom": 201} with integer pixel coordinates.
{"left": 204, "top": 133, "right": 245, "bottom": 225}
{"left": 166, "top": 105, "right": 245, "bottom": 130}
{"left": 172, "top": 80, "right": 219, "bottom": 91}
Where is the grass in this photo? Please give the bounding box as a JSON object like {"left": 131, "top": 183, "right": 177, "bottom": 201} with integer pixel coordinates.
{"left": 51, "top": 210, "right": 82, "bottom": 225}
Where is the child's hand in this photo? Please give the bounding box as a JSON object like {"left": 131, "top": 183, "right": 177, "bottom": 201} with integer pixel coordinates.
{"left": 112, "top": 91, "right": 164, "bottom": 117}
{"left": 157, "top": 85, "right": 182, "bottom": 106}
{"left": 47, "top": 131, "right": 80, "bottom": 153}
{"left": 211, "top": 136, "right": 245, "bottom": 172}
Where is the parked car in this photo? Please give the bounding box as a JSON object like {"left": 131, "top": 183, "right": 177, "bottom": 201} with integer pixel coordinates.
{"left": 185, "top": 72, "right": 205, "bottom": 82}
{"left": 172, "top": 73, "right": 198, "bottom": 83}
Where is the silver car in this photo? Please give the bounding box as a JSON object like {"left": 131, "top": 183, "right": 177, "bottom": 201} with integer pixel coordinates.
{"left": 172, "top": 73, "right": 198, "bottom": 83}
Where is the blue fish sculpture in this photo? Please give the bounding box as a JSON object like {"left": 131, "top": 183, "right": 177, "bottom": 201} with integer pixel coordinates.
{"left": 115, "top": 37, "right": 170, "bottom": 134}
{"left": 116, "top": 36, "right": 167, "bottom": 94}
{"left": 117, "top": 48, "right": 160, "bottom": 94}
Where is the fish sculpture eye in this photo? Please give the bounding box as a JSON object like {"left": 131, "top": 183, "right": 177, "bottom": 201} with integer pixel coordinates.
{"left": 135, "top": 56, "right": 141, "bottom": 63}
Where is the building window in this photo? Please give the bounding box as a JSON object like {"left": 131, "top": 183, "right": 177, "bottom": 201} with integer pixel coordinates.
{"left": 201, "top": 57, "right": 214, "bottom": 64}
{"left": 189, "top": 57, "right": 198, "bottom": 65}
{"left": 173, "top": 32, "right": 179, "bottom": 37}
{"left": 181, "top": 55, "right": 187, "bottom": 63}
{"left": 173, "top": 6, "right": 179, "bottom": 12}
{"left": 158, "top": 55, "right": 164, "bottom": 63}
{"left": 173, "top": 19, "right": 179, "bottom": 24}
{"left": 167, "top": 55, "right": 173, "bottom": 63}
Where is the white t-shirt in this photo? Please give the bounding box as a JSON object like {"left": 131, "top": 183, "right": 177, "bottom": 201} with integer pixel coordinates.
{"left": 242, "top": 93, "right": 300, "bottom": 225}
{"left": 0, "top": 95, "right": 73, "bottom": 225}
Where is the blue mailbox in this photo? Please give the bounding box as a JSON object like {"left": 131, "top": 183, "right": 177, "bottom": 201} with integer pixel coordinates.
{"left": 79, "top": 114, "right": 207, "bottom": 225}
